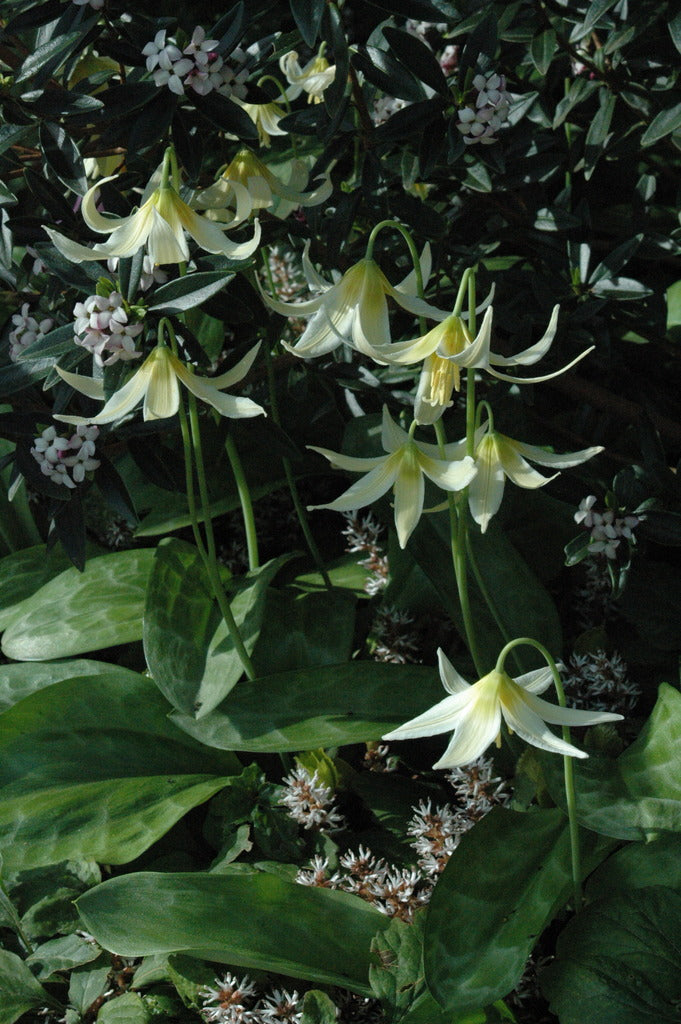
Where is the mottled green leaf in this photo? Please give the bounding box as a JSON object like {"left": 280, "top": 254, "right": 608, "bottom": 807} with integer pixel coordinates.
{"left": 77, "top": 871, "right": 390, "bottom": 994}
{"left": 0, "top": 949, "right": 53, "bottom": 1024}
{"left": 542, "top": 886, "right": 681, "bottom": 1023}
{"left": 1, "top": 549, "right": 154, "bottom": 660}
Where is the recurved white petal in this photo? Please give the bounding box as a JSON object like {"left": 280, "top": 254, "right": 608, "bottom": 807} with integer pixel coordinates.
{"left": 143, "top": 353, "right": 180, "bottom": 420}
{"left": 380, "top": 406, "right": 409, "bottom": 454}
{"left": 437, "top": 648, "right": 471, "bottom": 695}
{"left": 501, "top": 689, "right": 588, "bottom": 758}
{"left": 433, "top": 694, "right": 502, "bottom": 768}
{"left": 467, "top": 434, "right": 506, "bottom": 533}
{"left": 55, "top": 366, "right": 106, "bottom": 400}
{"left": 208, "top": 342, "right": 261, "bottom": 389}
{"left": 419, "top": 452, "right": 476, "bottom": 492}
{"left": 307, "top": 445, "right": 386, "bottom": 473}
{"left": 383, "top": 690, "right": 473, "bottom": 740}
{"left": 522, "top": 690, "right": 623, "bottom": 726}
{"left": 516, "top": 666, "right": 555, "bottom": 695}
{"left": 489, "top": 306, "right": 560, "bottom": 366}
{"left": 392, "top": 450, "right": 425, "bottom": 548}
{"left": 309, "top": 454, "right": 400, "bottom": 513}
{"left": 509, "top": 439, "right": 604, "bottom": 469}
{"left": 496, "top": 441, "right": 557, "bottom": 490}
{"left": 81, "top": 174, "right": 130, "bottom": 233}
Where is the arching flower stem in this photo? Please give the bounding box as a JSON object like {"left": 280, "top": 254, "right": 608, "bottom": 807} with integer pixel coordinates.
{"left": 496, "top": 636, "right": 583, "bottom": 909}
{"left": 366, "top": 221, "right": 427, "bottom": 332}
{"left": 163, "top": 318, "right": 256, "bottom": 682}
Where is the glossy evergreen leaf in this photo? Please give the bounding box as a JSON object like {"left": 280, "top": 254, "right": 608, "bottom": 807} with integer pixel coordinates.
{"left": 144, "top": 542, "right": 292, "bottom": 717}
{"left": 0, "top": 123, "right": 33, "bottom": 156}
{"left": 290, "top": 0, "right": 326, "bottom": 47}
{"left": 383, "top": 27, "right": 449, "bottom": 96}
{"left": 192, "top": 91, "right": 259, "bottom": 140}
{"left": 670, "top": 11, "right": 681, "bottom": 55}
{"left": 38, "top": 122, "right": 87, "bottom": 196}
{"left": 424, "top": 807, "right": 598, "bottom": 1013}
{"left": 76, "top": 870, "right": 390, "bottom": 994}
{"left": 541, "top": 886, "right": 681, "bottom": 1024}
{"left": 364, "top": 0, "right": 450, "bottom": 18}
{"left": 641, "top": 101, "right": 681, "bottom": 147}
{"left": 352, "top": 47, "right": 426, "bottom": 103}
{"left": 530, "top": 29, "right": 557, "bottom": 75}
{"left": 170, "top": 661, "right": 443, "bottom": 753}
{"left": 148, "top": 271, "right": 236, "bottom": 312}
{"left": 15, "top": 31, "right": 81, "bottom": 84}
{"left": 583, "top": 90, "right": 616, "bottom": 179}
{"left": 0, "top": 667, "right": 238, "bottom": 871}
{"left": 569, "top": 0, "right": 619, "bottom": 43}
{"left": 1, "top": 548, "right": 155, "bottom": 660}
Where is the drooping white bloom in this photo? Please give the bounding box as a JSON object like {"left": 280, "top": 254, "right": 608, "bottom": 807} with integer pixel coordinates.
{"left": 45, "top": 169, "right": 261, "bottom": 266}
{"left": 280, "top": 49, "right": 336, "bottom": 104}
{"left": 260, "top": 243, "right": 450, "bottom": 360}
{"left": 462, "top": 424, "right": 603, "bottom": 534}
{"left": 54, "top": 343, "right": 265, "bottom": 425}
{"left": 192, "top": 147, "right": 331, "bottom": 222}
{"left": 384, "top": 649, "right": 623, "bottom": 769}
{"left": 232, "top": 98, "right": 288, "bottom": 147}
{"left": 308, "top": 406, "right": 476, "bottom": 548}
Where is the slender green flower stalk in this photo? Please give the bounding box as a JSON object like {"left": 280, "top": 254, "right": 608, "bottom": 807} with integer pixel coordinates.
{"left": 225, "top": 432, "right": 259, "bottom": 571}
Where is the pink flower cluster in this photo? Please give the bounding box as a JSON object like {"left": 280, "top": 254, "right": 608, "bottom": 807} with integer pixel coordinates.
{"left": 142, "top": 27, "right": 248, "bottom": 98}
{"left": 457, "top": 72, "right": 510, "bottom": 144}
{"left": 73, "top": 292, "right": 143, "bottom": 367}
{"left": 31, "top": 425, "right": 100, "bottom": 489}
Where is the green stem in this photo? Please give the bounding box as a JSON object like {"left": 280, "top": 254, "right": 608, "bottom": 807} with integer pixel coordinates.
{"left": 496, "top": 637, "right": 582, "bottom": 908}
{"left": 225, "top": 431, "right": 259, "bottom": 570}
{"left": 433, "top": 418, "right": 485, "bottom": 676}
{"left": 260, "top": 250, "right": 333, "bottom": 589}
{"left": 366, "top": 222, "right": 425, "bottom": 328}
{"left": 188, "top": 392, "right": 257, "bottom": 680}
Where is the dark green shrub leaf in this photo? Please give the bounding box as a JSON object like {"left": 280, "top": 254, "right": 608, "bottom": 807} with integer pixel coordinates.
{"left": 148, "top": 271, "right": 236, "bottom": 313}
{"left": 290, "top": 0, "right": 326, "bottom": 47}
{"left": 641, "top": 101, "right": 681, "bottom": 147}
{"left": 352, "top": 47, "right": 426, "bottom": 103}
{"left": 383, "top": 27, "right": 449, "bottom": 96}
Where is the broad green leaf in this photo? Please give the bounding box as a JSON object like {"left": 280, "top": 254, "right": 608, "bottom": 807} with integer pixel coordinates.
{"left": 0, "top": 949, "right": 53, "bottom": 1024}
{"left": 424, "top": 807, "right": 600, "bottom": 1013}
{"left": 383, "top": 27, "right": 449, "bottom": 96}
{"left": 1, "top": 548, "right": 155, "bottom": 660}
{"left": 541, "top": 886, "right": 681, "bottom": 1024}
{"left": 542, "top": 684, "right": 681, "bottom": 840}
{"left": 641, "top": 101, "right": 681, "bottom": 147}
{"left": 170, "top": 661, "right": 443, "bottom": 753}
{"left": 98, "top": 992, "right": 149, "bottom": 1024}
{"left": 352, "top": 46, "right": 425, "bottom": 103}
{"left": 301, "top": 990, "right": 338, "bottom": 1024}
{"left": 143, "top": 541, "right": 292, "bottom": 717}
{"left": 0, "top": 668, "right": 238, "bottom": 870}
{"left": 27, "top": 933, "right": 101, "bottom": 982}
{"left": 251, "top": 588, "right": 356, "bottom": 676}
{"left": 587, "top": 834, "right": 681, "bottom": 898}
{"left": 407, "top": 512, "right": 561, "bottom": 673}
{"left": 0, "top": 544, "right": 97, "bottom": 629}
{"left": 0, "top": 658, "right": 114, "bottom": 713}
{"left": 77, "top": 870, "right": 390, "bottom": 994}
{"left": 69, "top": 963, "right": 111, "bottom": 1015}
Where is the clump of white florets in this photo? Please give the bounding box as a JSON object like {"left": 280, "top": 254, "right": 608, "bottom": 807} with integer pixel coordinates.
{"left": 564, "top": 649, "right": 640, "bottom": 716}
{"left": 8, "top": 303, "right": 54, "bottom": 362}
{"left": 574, "top": 495, "right": 640, "bottom": 559}
{"left": 456, "top": 71, "right": 510, "bottom": 144}
{"left": 278, "top": 765, "right": 345, "bottom": 832}
{"left": 200, "top": 973, "right": 304, "bottom": 1023}
{"left": 73, "top": 292, "right": 144, "bottom": 366}
{"left": 31, "top": 425, "right": 100, "bottom": 488}
{"left": 142, "top": 27, "right": 248, "bottom": 98}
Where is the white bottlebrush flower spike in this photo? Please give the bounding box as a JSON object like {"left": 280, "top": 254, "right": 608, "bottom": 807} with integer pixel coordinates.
{"left": 260, "top": 243, "right": 449, "bottom": 360}
{"left": 461, "top": 424, "right": 603, "bottom": 534}
{"left": 45, "top": 165, "right": 261, "bottom": 266}
{"left": 54, "top": 343, "right": 265, "bottom": 425}
{"left": 308, "top": 405, "right": 476, "bottom": 548}
{"left": 280, "top": 48, "right": 336, "bottom": 103}
{"left": 384, "top": 648, "right": 623, "bottom": 768}
{"left": 192, "top": 147, "right": 331, "bottom": 221}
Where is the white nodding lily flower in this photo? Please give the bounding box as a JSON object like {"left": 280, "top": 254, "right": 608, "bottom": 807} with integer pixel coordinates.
{"left": 260, "top": 242, "right": 451, "bottom": 361}
{"left": 381, "top": 305, "right": 593, "bottom": 396}
{"left": 192, "top": 147, "right": 332, "bottom": 222}
{"left": 383, "top": 649, "right": 623, "bottom": 769}
{"left": 45, "top": 169, "right": 261, "bottom": 267}
{"left": 232, "top": 99, "right": 289, "bottom": 148}
{"left": 280, "top": 49, "right": 336, "bottom": 104}
{"left": 458, "top": 424, "right": 603, "bottom": 534}
{"left": 308, "top": 406, "right": 476, "bottom": 548}
{"left": 54, "top": 343, "right": 265, "bottom": 425}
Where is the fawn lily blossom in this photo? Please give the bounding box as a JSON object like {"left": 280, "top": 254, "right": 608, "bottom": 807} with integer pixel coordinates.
{"left": 460, "top": 424, "right": 603, "bottom": 533}
{"left": 308, "top": 406, "right": 476, "bottom": 548}
{"left": 261, "top": 243, "right": 450, "bottom": 360}
{"left": 384, "top": 649, "right": 623, "bottom": 769}
{"left": 382, "top": 304, "right": 592, "bottom": 388}
{"left": 54, "top": 343, "right": 265, "bottom": 425}
{"left": 280, "top": 49, "right": 336, "bottom": 103}
{"left": 45, "top": 170, "right": 261, "bottom": 266}
{"left": 232, "top": 98, "right": 288, "bottom": 147}
{"left": 192, "top": 147, "right": 331, "bottom": 222}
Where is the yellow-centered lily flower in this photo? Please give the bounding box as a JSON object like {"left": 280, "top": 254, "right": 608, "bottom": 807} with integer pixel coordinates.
{"left": 381, "top": 305, "right": 593, "bottom": 422}
{"left": 45, "top": 170, "right": 261, "bottom": 266}
{"left": 308, "top": 406, "right": 476, "bottom": 548}
{"left": 458, "top": 424, "right": 603, "bottom": 533}
{"left": 233, "top": 98, "right": 288, "bottom": 147}
{"left": 260, "top": 243, "right": 450, "bottom": 360}
{"left": 54, "top": 343, "right": 265, "bottom": 425}
{"left": 384, "top": 649, "right": 623, "bottom": 768}
{"left": 192, "top": 147, "right": 332, "bottom": 222}
{"left": 280, "top": 48, "right": 336, "bottom": 104}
